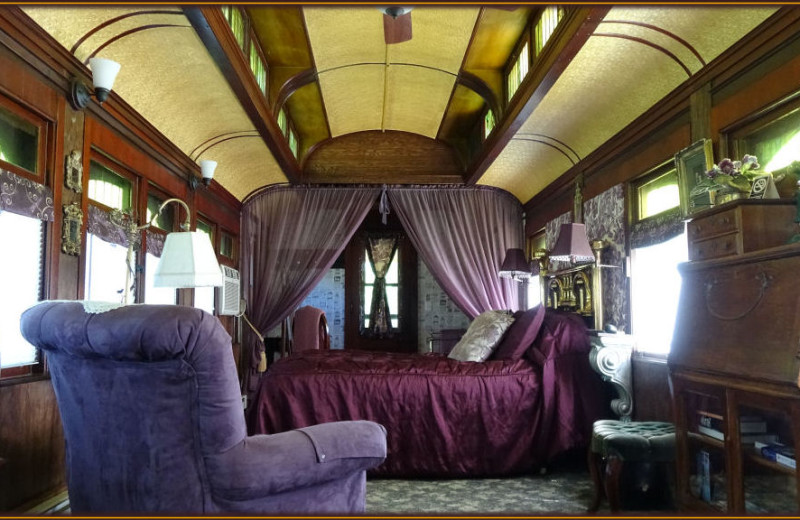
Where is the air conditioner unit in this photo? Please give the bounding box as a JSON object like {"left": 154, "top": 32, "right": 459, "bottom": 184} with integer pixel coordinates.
{"left": 217, "top": 265, "right": 241, "bottom": 316}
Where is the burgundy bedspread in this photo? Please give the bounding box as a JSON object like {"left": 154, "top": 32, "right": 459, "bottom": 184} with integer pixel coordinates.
{"left": 247, "top": 311, "right": 606, "bottom": 477}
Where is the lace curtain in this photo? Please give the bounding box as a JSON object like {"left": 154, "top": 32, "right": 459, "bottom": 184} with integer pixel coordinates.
{"left": 366, "top": 236, "right": 398, "bottom": 335}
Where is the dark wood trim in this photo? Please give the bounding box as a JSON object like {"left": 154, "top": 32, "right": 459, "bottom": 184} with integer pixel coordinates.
{"left": 184, "top": 6, "right": 300, "bottom": 184}
{"left": 511, "top": 137, "right": 577, "bottom": 167}
{"left": 465, "top": 7, "right": 611, "bottom": 185}
{"left": 598, "top": 19, "right": 705, "bottom": 67}
{"left": 523, "top": 6, "right": 800, "bottom": 220}
{"left": 69, "top": 9, "right": 183, "bottom": 54}
{"left": 193, "top": 133, "right": 262, "bottom": 161}
{"left": 273, "top": 68, "right": 317, "bottom": 119}
{"left": 456, "top": 70, "right": 502, "bottom": 123}
{"left": 592, "top": 33, "right": 692, "bottom": 77}
{"left": 85, "top": 25, "right": 192, "bottom": 63}
{"left": 189, "top": 130, "right": 259, "bottom": 160}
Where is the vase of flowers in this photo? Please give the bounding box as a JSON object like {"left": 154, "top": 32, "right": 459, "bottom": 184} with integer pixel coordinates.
{"left": 691, "top": 154, "right": 766, "bottom": 206}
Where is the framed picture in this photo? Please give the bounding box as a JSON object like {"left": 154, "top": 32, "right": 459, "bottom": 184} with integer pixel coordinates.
{"left": 675, "top": 138, "right": 714, "bottom": 218}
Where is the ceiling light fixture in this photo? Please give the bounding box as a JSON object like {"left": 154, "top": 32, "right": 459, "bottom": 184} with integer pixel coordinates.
{"left": 378, "top": 6, "right": 413, "bottom": 18}
{"left": 69, "top": 57, "right": 121, "bottom": 111}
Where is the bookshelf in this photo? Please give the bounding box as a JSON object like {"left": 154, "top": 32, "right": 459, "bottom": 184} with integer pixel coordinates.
{"left": 669, "top": 204, "right": 800, "bottom": 513}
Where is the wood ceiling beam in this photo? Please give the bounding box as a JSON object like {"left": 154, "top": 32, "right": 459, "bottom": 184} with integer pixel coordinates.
{"left": 464, "top": 6, "right": 611, "bottom": 185}
{"left": 184, "top": 7, "right": 301, "bottom": 184}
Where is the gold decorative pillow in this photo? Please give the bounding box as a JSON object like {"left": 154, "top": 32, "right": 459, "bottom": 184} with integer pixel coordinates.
{"left": 447, "top": 310, "right": 515, "bottom": 362}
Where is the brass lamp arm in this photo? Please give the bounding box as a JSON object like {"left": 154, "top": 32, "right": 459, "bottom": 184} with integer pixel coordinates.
{"left": 150, "top": 197, "right": 192, "bottom": 231}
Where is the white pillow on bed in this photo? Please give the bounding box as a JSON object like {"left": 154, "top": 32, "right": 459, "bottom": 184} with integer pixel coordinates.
{"left": 447, "top": 310, "right": 515, "bottom": 362}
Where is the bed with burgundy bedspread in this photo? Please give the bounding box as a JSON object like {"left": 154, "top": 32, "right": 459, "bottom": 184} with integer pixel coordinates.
{"left": 247, "top": 307, "right": 607, "bottom": 478}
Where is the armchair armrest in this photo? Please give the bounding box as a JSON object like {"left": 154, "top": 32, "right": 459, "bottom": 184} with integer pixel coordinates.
{"left": 206, "top": 420, "right": 386, "bottom": 502}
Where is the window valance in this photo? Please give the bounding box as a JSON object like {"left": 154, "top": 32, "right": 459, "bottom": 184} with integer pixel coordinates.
{"left": 0, "top": 168, "right": 54, "bottom": 221}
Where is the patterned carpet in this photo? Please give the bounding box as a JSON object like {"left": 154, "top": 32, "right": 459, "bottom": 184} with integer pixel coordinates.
{"left": 365, "top": 469, "right": 600, "bottom": 515}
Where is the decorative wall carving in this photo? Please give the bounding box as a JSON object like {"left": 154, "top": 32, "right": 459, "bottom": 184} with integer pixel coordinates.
{"left": 64, "top": 150, "right": 83, "bottom": 193}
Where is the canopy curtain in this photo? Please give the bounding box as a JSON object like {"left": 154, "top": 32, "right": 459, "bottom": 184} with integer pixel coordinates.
{"left": 366, "top": 235, "right": 399, "bottom": 335}
{"left": 387, "top": 186, "right": 523, "bottom": 319}
{"left": 240, "top": 185, "right": 380, "bottom": 395}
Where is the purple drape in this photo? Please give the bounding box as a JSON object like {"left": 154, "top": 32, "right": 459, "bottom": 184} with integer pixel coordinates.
{"left": 387, "top": 186, "right": 523, "bottom": 319}
{"left": 240, "top": 185, "right": 380, "bottom": 394}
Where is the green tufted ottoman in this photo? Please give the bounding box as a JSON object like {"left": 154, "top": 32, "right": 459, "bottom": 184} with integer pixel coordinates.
{"left": 587, "top": 419, "right": 676, "bottom": 512}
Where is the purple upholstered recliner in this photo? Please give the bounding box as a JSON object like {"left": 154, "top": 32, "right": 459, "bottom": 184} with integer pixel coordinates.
{"left": 20, "top": 301, "right": 387, "bottom": 515}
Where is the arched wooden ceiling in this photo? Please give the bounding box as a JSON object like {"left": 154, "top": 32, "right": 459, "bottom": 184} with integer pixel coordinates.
{"left": 22, "top": 5, "right": 779, "bottom": 204}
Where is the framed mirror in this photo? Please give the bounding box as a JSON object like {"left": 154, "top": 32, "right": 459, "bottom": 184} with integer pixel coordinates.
{"left": 61, "top": 202, "right": 82, "bottom": 255}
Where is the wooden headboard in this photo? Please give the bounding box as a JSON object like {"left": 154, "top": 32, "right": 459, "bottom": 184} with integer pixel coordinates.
{"left": 534, "top": 240, "right": 605, "bottom": 331}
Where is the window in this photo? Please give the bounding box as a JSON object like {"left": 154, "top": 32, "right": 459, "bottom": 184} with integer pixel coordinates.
{"left": 146, "top": 193, "right": 174, "bottom": 231}
{"left": 288, "top": 127, "right": 299, "bottom": 158}
{"left": 483, "top": 109, "right": 496, "bottom": 140}
{"left": 534, "top": 6, "right": 564, "bottom": 56}
{"left": 144, "top": 251, "right": 176, "bottom": 304}
{"left": 222, "top": 6, "right": 247, "bottom": 51}
{"left": 631, "top": 234, "right": 687, "bottom": 356}
{"left": 0, "top": 104, "right": 39, "bottom": 174}
{"left": 506, "top": 41, "right": 529, "bottom": 102}
{"left": 0, "top": 212, "right": 43, "bottom": 369}
{"left": 85, "top": 159, "right": 134, "bottom": 302}
{"left": 194, "top": 219, "right": 216, "bottom": 315}
{"left": 249, "top": 39, "right": 268, "bottom": 95}
{"left": 277, "top": 108, "right": 288, "bottom": 136}
{"left": 742, "top": 107, "right": 800, "bottom": 172}
{"left": 84, "top": 232, "right": 128, "bottom": 302}
{"left": 629, "top": 164, "right": 686, "bottom": 356}
{"left": 363, "top": 247, "right": 399, "bottom": 330}
{"left": 220, "top": 231, "right": 235, "bottom": 260}
{"left": 88, "top": 160, "right": 132, "bottom": 211}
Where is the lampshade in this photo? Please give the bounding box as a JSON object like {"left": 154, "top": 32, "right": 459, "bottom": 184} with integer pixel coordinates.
{"left": 200, "top": 160, "right": 217, "bottom": 184}
{"left": 88, "top": 57, "right": 121, "bottom": 97}
{"left": 549, "top": 223, "right": 595, "bottom": 264}
{"left": 498, "top": 248, "right": 532, "bottom": 282}
{"left": 154, "top": 231, "right": 223, "bottom": 288}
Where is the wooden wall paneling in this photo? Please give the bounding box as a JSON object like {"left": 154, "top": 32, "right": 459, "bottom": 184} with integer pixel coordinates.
{"left": 632, "top": 357, "right": 672, "bottom": 422}
{"left": 56, "top": 101, "right": 84, "bottom": 301}
{"left": 690, "top": 82, "right": 712, "bottom": 143}
{"left": 0, "top": 380, "right": 65, "bottom": 511}
{"left": 196, "top": 185, "right": 240, "bottom": 236}
{"left": 303, "top": 130, "right": 464, "bottom": 184}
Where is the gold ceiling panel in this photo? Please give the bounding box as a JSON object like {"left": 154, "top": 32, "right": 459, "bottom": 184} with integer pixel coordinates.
{"left": 384, "top": 66, "right": 456, "bottom": 138}
{"left": 605, "top": 6, "right": 778, "bottom": 65}
{"left": 386, "top": 7, "right": 480, "bottom": 74}
{"left": 304, "top": 7, "right": 385, "bottom": 72}
{"left": 480, "top": 6, "right": 778, "bottom": 203}
{"left": 478, "top": 139, "right": 573, "bottom": 202}
{"left": 317, "top": 65, "right": 385, "bottom": 137}
{"left": 23, "top": 6, "right": 287, "bottom": 201}
{"left": 211, "top": 137, "right": 287, "bottom": 202}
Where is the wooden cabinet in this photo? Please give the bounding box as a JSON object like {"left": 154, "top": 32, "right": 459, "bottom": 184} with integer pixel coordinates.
{"left": 670, "top": 227, "right": 800, "bottom": 512}
{"left": 686, "top": 199, "right": 796, "bottom": 261}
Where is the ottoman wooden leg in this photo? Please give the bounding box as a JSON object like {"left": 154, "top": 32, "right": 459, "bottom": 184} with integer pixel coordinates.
{"left": 605, "top": 455, "right": 623, "bottom": 512}
{"left": 587, "top": 447, "right": 604, "bottom": 512}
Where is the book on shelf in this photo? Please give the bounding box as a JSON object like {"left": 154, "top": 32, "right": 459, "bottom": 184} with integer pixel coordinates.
{"left": 696, "top": 424, "right": 779, "bottom": 444}
{"left": 755, "top": 441, "right": 796, "bottom": 469}
{"left": 697, "top": 411, "right": 767, "bottom": 434}
{"left": 698, "top": 449, "right": 712, "bottom": 502}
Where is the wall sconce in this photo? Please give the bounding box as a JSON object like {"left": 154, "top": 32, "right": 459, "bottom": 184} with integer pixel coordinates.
{"left": 550, "top": 173, "right": 595, "bottom": 265}
{"left": 69, "top": 57, "right": 121, "bottom": 111}
{"left": 190, "top": 160, "right": 217, "bottom": 190}
{"left": 498, "top": 248, "right": 533, "bottom": 282}
{"left": 152, "top": 198, "right": 223, "bottom": 288}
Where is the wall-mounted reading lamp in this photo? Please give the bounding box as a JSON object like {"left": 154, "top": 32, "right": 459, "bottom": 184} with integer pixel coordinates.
{"left": 189, "top": 160, "right": 217, "bottom": 190}
{"left": 69, "top": 57, "right": 121, "bottom": 111}
{"left": 113, "top": 197, "right": 223, "bottom": 305}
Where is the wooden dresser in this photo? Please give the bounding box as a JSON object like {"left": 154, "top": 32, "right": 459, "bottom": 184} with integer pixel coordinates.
{"left": 687, "top": 199, "right": 797, "bottom": 262}
{"left": 669, "top": 199, "right": 800, "bottom": 513}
